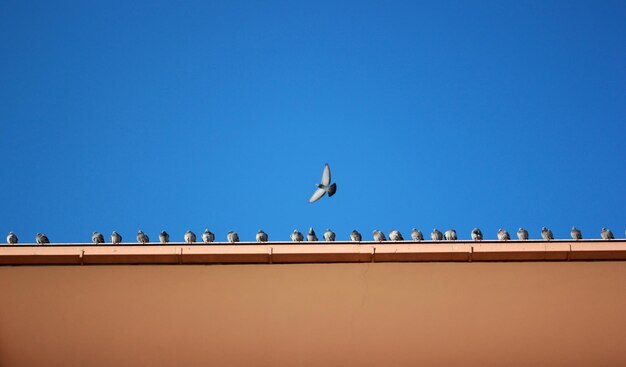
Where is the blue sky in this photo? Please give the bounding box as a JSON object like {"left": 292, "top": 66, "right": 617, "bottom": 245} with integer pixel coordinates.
{"left": 1, "top": 1, "right": 624, "bottom": 243}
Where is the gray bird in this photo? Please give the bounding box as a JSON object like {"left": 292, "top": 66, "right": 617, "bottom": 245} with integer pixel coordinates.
{"left": 307, "top": 227, "right": 318, "bottom": 242}
{"left": 111, "top": 231, "right": 122, "bottom": 244}
{"left": 389, "top": 230, "right": 403, "bottom": 241}
{"left": 570, "top": 227, "right": 582, "bottom": 240}
{"left": 323, "top": 229, "right": 335, "bottom": 242}
{"left": 541, "top": 227, "right": 554, "bottom": 241}
{"left": 600, "top": 228, "right": 614, "bottom": 240}
{"left": 202, "top": 229, "right": 215, "bottom": 243}
{"left": 184, "top": 230, "right": 196, "bottom": 244}
{"left": 256, "top": 230, "right": 268, "bottom": 242}
{"left": 227, "top": 231, "right": 239, "bottom": 243}
{"left": 291, "top": 229, "right": 304, "bottom": 242}
{"left": 159, "top": 231, "right": 170, "bottom": 244}
{"left": 373, "top": 230, "right": 386, "bottom": 242}
{"left": 517, "top": 228, "right": 529, "bottom": 240}
{"left": 444, "top": 229, "right": 457, "bottom": 241}
{"left": 497, "top": 229, "right": 511, "bottom": 241}
{"left": 431, "top": 228, "right": 443, "bottom": 241}
{"left": 92, "top": 231, "right": 104, "bottom": 244}
{"left": 309, "top": 163, "right": 337, "bottom": 203}
{"left": 350, "top": 230, "right": 362, "bottom": 242}
{"left": 137, "top": 230, "right": 149, "bottom": 244}
{"left": 471, "top": 228, "right": 483, "bottom": 241}
{"left": 35, "top": 233, "right": 50, "bottom": 244}
{"left": 411, "top": 228, "right": 424, "bottom": 241}
{"left": 7, "top": 232, "right": 18, "bottom": 244}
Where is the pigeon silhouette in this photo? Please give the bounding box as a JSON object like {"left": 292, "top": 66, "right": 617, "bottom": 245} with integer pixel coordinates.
{"left": 202, "top": 229, "right": 215, "bottom": 243}
{"left": 92, "top": 231, "right": 105, "bottom": 244}
{"left": 256, "top": 230, "right": 268, "bottom": 242}
{"left": 7, "top": 232, "right": 18, "bottom": 244}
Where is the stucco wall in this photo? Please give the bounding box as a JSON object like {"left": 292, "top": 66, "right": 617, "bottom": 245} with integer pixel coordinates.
{"left": 1, "top": 262, "right": 626, "bottom": 366}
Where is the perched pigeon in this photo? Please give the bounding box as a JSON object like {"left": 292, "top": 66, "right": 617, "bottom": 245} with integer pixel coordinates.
{"left": 411, "top": 228, "right": 424, "bottom": 241}
{"left": 309, "top": 163, "right": 337, "bottom": 203}
{"left": 323, "top": 229, "right": 335, "bottom": 242}
{"left": 431, "top": 228, "right": 443, "bottom": 241}
{"left": 389, "top": 230, "right": 404, "bottom": 241}
{"left": 570, "top": 227, "right": 582, "bottom": 240}
{"left": 444, "top": 229, "right": 457, "bottom": 241}
{"left": 471, "top": 228, "right": 483, "bottom": 241}
{"left": 7, "top": 232, "right": 18, "bottom": 244}
{"left": 202, "top": 229, "right": 215, "bottom": 243}
{"left": 184, "top": 230, "right": 196, "bottom": 244}
{"left": 36, "top": 233, "right": 50, "bottom": 244}
{"left": 227, "top": 231, "right": 239, "bottom": 243}
{"left": 517, "top": 228, "right": 529, "bottom": 241}
{"left": 600, "top": 228, "right": 614, "bottom": 240}
{"left": 307, "top": 228, "right": 318, "bottom": 242}
{"left": 497, "top": 229, "right": 510, "bottom": 241}
{"left": 350, "top": 230, "right": 362, "bottom": 242}
{"left": 291, "top": 229, "right": 304, "bottom": 242}
{"left": 541, "top": 227, "right": 554, "bottom": 241}
{"left": 159, "top": 231, "right": 170, "bottom": 244}
{"left": 373, "top": 230, "right": 386, "bottom": 242}
{"left": 137, "top": 230, "right": 149, "bottom": 244}
{"left": 92, "top": 231, "right": 105, "bottom": 244}
{"left": 111, "top": 231, "right": 122, "bottom": 244}
{"left": 256, "top": 230, "right": 268, "bottom": 242}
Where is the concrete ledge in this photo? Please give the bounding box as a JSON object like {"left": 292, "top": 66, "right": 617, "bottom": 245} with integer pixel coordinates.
{"left": 373, "top": 244, "right": 472, "bottom": 262}
{"left": 1, "top": 240, "right": 625, "bottom": 265}
{"left": 182, "top": 245, "right": 270, "bottom": 264}
{"left": 472, "top": 243, "right": 571, "bottom": 261}
{"left": 570, "top": 243, "right": 626, "bottom": 260}
{"left": 82, "top": 246, "right": 181, "bottom": 264}
{"left": 0, "top": 247, "right": 83, "bottom": 265}
{"left": 271, "top": 243, "right": 372, "bottom": 263}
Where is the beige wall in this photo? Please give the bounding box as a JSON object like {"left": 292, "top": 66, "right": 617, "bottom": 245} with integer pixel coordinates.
{"left": 1, "top": 262, "right": 626, "bottom": 367}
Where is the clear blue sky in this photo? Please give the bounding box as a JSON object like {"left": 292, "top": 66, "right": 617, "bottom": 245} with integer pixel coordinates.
{"left": 1, "top": 1, "right": 624, "bottom": 243}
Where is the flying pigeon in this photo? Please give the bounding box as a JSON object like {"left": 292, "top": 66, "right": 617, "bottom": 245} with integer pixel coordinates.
{"left": 92, "top": 231, "right": 105, "bottom": 244}
{"left": 227, "top": 231, "right": 239, "bottom": 243}
{"left": 373, "top": 230, "right": 386, "bottom": 242}
{"left": 444, "top": 229, "right": 457, "bottom": 241}
{"left": 570, "top": 227, "right": 582, "bottom": 240}
{"left": 7, "top": 232, "right": 18, "bottom": 244}
{"left": 256, "top": 230, "right": 268, "bottom": 242}
{"left": 291, "top": 229, "right": 304, "bottom": 242}
{"left": 541, "top": 227, "right": 554, "bottom": 241}
{"left": 497, "top": 229, "right": 510, "bottom": 241}
{"left": 36, "top": 233, "right": 50, "bottom": 244}
{"left": 309, "top": 163, "right": 337, "bottom": 203}
{"left": 389, "top": 230, "right": 403, "bottom": 241}
{"left": 137, "top": 230, "right": 149, "bottom": 244}
{"left": 323, "top": 229, "right": 335, "bottom": 241}
{"left": 517, "top": 228, "right": 528, "bottom": 240}
{"left": 307, "top": 228, "right": 318, "bottom": 242}
{"left": 600, "top": 228, "right": 614, "bottom": 240}
{"left": 471, "top": 228, "right": 483, "bottom": 241}
{"left": 159, "top": 231, "right": 170, "bottom": 244}
{"left": 201, "top": 229, "right": 215, "bottom": 243}
{"left": 431, "top": 229, "right": 443, "bottom": 241}
{"left": 111, "top": 231, "right": 122, "bottom": 244}
{"left": 350, "top": 230, "right": 362, "bottom": 242}
{"left": 184, "top": 230, "right": 196, "bottom": 244}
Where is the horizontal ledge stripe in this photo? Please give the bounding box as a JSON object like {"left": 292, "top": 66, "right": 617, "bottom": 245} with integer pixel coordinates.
{"left": 1, "top": 240, "right": 626, "bottom": 265}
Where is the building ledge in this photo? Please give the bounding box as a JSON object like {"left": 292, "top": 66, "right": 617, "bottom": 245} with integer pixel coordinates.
{"left": 1, "top": 240, "right": 626, "bottom": 265}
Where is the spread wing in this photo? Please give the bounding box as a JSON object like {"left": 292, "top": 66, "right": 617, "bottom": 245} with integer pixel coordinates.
{"left": 309, "top": 187, "right": 326, "bottom": 203}
{"left": 321, "top": 163, "right": 331, "bottom": 186}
